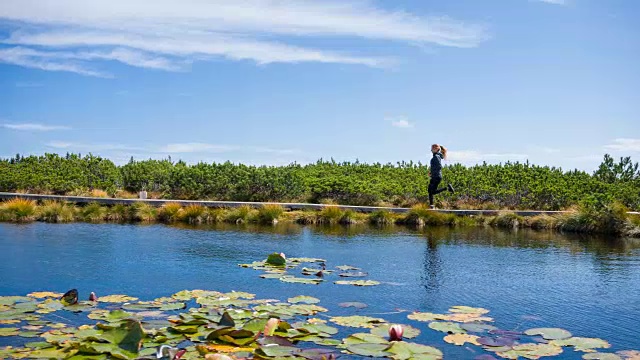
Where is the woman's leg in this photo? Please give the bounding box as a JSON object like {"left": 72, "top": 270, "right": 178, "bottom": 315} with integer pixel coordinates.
{"left": 428, "top": 178, "right": 442, "bottom": 205}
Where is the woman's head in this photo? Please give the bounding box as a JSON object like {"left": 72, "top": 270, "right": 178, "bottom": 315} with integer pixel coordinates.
{"left": 431, "top": 144, "right": 447, "bottom": 159}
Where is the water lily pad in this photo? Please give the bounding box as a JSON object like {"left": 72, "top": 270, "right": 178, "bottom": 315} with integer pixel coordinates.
{"left": 28, "top": 292, "right": 63, "bottom": 299}
{"left": 260, "top": 273, "right": 286, "bottom": 279}
{"left": 287, "top": 296, "right": 320, "bottom": 304}
{"left": 461, "top": 323, "right": 499, "bottom": 333}
{"left": 524, "top": 327, "right": 571, "bottom": 340}
{"left": 339, "top": 302, "right": 368, "bottom": 309}
{"left": 330, "top": 315, "right": 387, "bottom": 328}
{"left": 617, "top": 350, "right": 640, "bottom": 360}
{"left": 335, "top": 280, "right": 380, "bottom": 286}
{"left": 346, "top": 343, "right": 391, "bottom": 357}
{"left": 336, "top": 265, "right": 360, "bottom": 271}
{"left": 0, "top": 296, "right": 32, "bottom": 305}
{"left": 497, "top": 343, "right": 563, "bottom": 359}
{"left": 98, "top": 295, "right": 139, "bottom": 303}
{"left": 551, "top": 337, "right": 611, "bottom": 352}
{"left": 444, "top": 333, "right": 481, "bottom": 346}
{"left": 280, "top": 276, "right": 323, "bottom": 285}
{"left": 266, "top": 253, "right": 287, "bottom": 266}
{"left": 478, "top": 336, "right": 515, "bottom": 347}
{"left": 583, "top": 353, "right": 623, "bottom": 360}
{"left": 255, "top": 344, "right": 297, "bottom": 357}
{"left": 428, "top": 322, "right": 465, "bottom": 334}
{"left": 408, "top": 312, "right": 445, "bottom": 322}
{"left": 449, "top": 306, "right": 489, "bottom": 314}
{"left": 60, "top": 289, "right": 78, "bottom": 306}
{"left": 101, "top": 319, "right": 144, "bottom": 353}
{"left": 339, "top": 271, "right": 369, "bottom": 277}
{"left": 370, "top": 324, "right": 421, "bottom": 339}
{"left": 386, "top": 341, "right": 443, "bottom": 360}
{"left": 159, "top": 302, "right": 186, "bottom": 311}
{"left": 0, "top": 327, "right": 19, "bottom": 336}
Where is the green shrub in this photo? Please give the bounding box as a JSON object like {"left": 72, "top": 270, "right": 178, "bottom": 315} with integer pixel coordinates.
{"left": 180, "top": 205, "right": 206, "bottom": 224}
{"left": 318, "top": 206, "right": 344, "bottom": 225}
{"left": 38, "top": 200, "right": 75, "bottom": 223}
{"left": 79, "top": 202, "right": 106, "bottom": 222}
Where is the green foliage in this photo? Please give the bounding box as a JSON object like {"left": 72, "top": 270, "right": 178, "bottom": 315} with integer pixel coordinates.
{"left": 132, "top": 203, "right": 157, "bottom": 222}
{"left": 225, "top": 205, "right": 255, "bottom": 223}
{"left": 257, "top": 204, "right": 285, "bottom": 224}
{"left": 158, "top": 203, "right": 182, "bottom": 222}
{"left": 1, "top": 153, "right": 639, "bottom": 211}
{"left": 318, "top": 206, "right": 345, "bottom": 225}
{"left": 38, "top": 200, "right": 76, "bottom": 223}
{"left": 79, "top": 202, "right": 106, "bottom": 222}
{"left": 559, "top": 197, "right": 630, "bottom": 235}
{"left": 180, "top": 205, "right": 206, "bottom": 224}
{"left": 489, "top": 213, "right": 524, "bottom": 228}
{"left": 369, "top": 210, "right": 395, "bottom": 225}
{"left": 403, "top": 204, "right": 457, "bottom": 226}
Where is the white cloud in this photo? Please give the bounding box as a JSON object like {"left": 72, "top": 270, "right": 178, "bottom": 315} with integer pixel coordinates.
{"left": 0, "top": 47, "right": 109, "bottom": 77}
{"left": 390, "top": 117, "right": 414, "bottom": 128}
{"left": 0, "top": 0, "right": 488, "bottom": 75}
{"left": 3, "top": 123, "right": 71, "bottom": 131}
{"left": 46, "top": 141, "right": 144, "bottom": 152}
{"left": 448, "top": 150, "right": 529, "bottom": 164}
{"left": 604, "top": 138, "right": 640, "bottom": 152}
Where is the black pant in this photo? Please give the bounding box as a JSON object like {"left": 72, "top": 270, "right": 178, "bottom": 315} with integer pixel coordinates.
{"left": 428, "top": 177, "right": 447, "bottom": 205}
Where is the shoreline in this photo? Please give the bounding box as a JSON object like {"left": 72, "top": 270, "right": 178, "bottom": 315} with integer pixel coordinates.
{"left": 1, "top": 196, "right": 639, "bottom": 238}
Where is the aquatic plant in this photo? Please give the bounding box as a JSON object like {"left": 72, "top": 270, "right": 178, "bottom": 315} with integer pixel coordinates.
{"left": 180, "top": 204, "right": 206, "bottom": 224}
{"left": 318, "top": 206, "right": 344, "bottom": 225}
{"left": 133, "top": 203, "right": 157, "bottom": 222}
{"left": 402, "top": 204, "right": 456, "bottom": 226}
{"left": 225, "top": 205, "right": 255, "bottom": 224}
{"left": 79, "top": 202, "right": 106, "bottom": 222}
{"left": 0, "top": 198, "right": 37, "bottom": 222}
{"left": 368, "top": 210, "right": 396, "bottom": 225}
{"left": 38, "top": 200, "right": 75, "bottom": 223}
{"left": 157, "top": 203, "right": 182, "bottom": 222}
{"left": 106, "top": 203, "right": 132, "bottom": 222}
{"left": 490, "top": 212, "right": 524, "bottom": 229}
{"left": 257, "top": 204, "right": 285, "bottom": 224}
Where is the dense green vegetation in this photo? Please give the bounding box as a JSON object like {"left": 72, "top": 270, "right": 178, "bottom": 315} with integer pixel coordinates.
{"left": 0, "top": 153, "right": 638, "bottom": 211}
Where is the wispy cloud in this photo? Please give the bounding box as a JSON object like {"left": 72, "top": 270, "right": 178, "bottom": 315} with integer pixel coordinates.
{"left": 3, "top": 123, "right": 71, "bottom": 131}
{"left": 46, "top": 141, "right": 143, "bottom": 152}
{"left": 0, "top": 0, "right": 488, "bottom": 76}
{"left": 448, "top": 150, "right": 529, "bottom": 164}
{"left": 0, "top": 47, "right": 108, "bottom": 77}
{"left": 46, "top": 141, "right": 297, "bottom": 155}
{"left": 389, "top": 117, "right": 414, "bottom": 128}
{"left": 604, "top": 138, "right": 640, "bottom": 152}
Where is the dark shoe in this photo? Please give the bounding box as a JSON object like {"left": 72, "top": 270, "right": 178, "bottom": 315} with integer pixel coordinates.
{"left": 447, "top": 184, "right": 455, "bottom": 193}
{"left": 429, "top": 205, "right": 436, "bottom": 209}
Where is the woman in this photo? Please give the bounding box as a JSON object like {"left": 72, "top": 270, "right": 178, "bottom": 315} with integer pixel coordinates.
{"left": 428, "top": 144, "right": 455, "bottom": 209}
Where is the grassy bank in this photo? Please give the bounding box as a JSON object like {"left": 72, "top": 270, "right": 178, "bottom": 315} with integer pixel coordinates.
{"left": 1, "top": 198, "right": 638, "bottom": 237}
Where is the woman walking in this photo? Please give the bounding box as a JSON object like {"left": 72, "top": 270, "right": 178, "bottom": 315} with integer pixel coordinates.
{"left": 428, "top": 144, "right": 455, "bottom": 209}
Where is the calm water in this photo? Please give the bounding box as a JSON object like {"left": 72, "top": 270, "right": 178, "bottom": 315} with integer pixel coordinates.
{"left": 1, "top": 223, "right": 639, "bottom": 358}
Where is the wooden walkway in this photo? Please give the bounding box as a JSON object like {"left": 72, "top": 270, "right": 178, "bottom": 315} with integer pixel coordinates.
{"left": 0, "top": 192, "right": 602, "bottom": 217}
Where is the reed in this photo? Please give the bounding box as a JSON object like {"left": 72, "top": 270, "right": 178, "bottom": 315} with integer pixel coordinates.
{"left": 0, "top": 198, "right": 37, "bottom": 222}
{"left": 158, "top": 203, "right": 183, "bottom": 222}
{"left": 318, "top": 206, "right": 344, "bottom": 225}
{"left": 225, "top": 205, "right": 255, "bottom": 224}
{"left": 79, "top": 202, "right": 106, "bottom": 222}
{"left": 38, "top": 200, "right": 75, "bottom": 223}
{"left": 257, "top": 204, "right": 285, "bottom": 224}
{"left": 180, "top": 205, "right": 206, "bottom": 224}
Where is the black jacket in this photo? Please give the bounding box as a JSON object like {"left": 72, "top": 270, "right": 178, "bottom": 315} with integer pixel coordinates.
{"left": 430, "top": 152, "right": 443, "bottom": 179}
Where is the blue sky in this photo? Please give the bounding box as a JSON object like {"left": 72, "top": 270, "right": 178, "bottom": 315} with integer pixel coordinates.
{"left": 0, "top": 0, "right": 638, "bottom": 171}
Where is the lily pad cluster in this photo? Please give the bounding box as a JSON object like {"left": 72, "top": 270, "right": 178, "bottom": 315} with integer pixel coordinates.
{"left": 0, "top": 290, "right": 638, "bottom": 360}
{"left": 239, "top": 254, "right": 380, "bottom": 286}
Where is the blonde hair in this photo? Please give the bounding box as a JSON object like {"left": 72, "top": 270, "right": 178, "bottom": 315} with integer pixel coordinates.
{"left": 431, "top": 144, "right": 448, "bottom": 159}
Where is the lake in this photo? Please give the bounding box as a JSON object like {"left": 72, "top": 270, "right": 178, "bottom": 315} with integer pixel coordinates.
{"left": 1, "top": 222, "right": 639, "bottom": 359}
